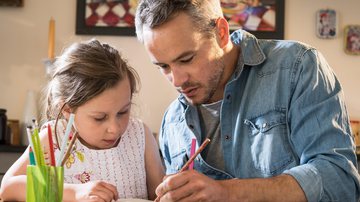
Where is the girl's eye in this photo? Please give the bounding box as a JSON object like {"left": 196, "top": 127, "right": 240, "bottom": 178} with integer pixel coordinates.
{"left": 94, "top": 116, "right": 106, "bottom": 122}
{"left": 117, "top": 110, "right": 129, "bottom": 117}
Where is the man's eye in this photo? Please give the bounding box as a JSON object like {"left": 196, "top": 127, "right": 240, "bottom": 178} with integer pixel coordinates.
{"left": 157, "top": 64, "right": 171, "bottom": 73}
{"left": 158, "top": 64, "right": 169, "bottom": 69}
{"left": 180, "top": 56, "right": 193, "bottom": 63}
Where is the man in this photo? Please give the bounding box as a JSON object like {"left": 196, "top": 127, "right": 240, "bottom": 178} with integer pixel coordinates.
{"left": 135, "top": 0, "right": 360, "bottom": 201}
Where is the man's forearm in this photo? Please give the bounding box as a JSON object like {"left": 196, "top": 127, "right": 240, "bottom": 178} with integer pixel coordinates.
{"left": 219, "top": 174, "right": 307, "bottom": 202}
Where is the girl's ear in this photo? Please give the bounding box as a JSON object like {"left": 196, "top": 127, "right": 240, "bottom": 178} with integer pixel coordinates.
{"left": 61, "top": 104, "right": 72, "bottom": 119}
{"left": 215, "top": 17, "right": 230, "bottom": 49}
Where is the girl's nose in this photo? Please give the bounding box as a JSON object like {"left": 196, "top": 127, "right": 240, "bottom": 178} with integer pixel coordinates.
{"left": 106, "top": 119, "right": 121, "bottom": 135}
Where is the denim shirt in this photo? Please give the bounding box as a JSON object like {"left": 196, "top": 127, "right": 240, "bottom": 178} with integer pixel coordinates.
{"left": 158, "top": 30, "right": 360, "bottom": 202}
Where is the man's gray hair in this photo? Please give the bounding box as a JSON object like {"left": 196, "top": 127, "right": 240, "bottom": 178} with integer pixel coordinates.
{"left": 135, "top": 0, "right": 223, "bottom": 43}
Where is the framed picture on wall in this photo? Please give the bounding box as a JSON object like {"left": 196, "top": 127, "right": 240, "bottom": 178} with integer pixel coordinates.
{"left": 316, "top": 9, "right": 337, "bottom": 39}
{"left": 344, "top": 25, "right": 360, "bottom": 55}
{"left": 76, "top": 0, "right": 137, "bottom": 36}
{"left": 0, "top": 0, "right": 23, "bottom": 7}
{"left": 350, "top": 120, "right": 360, "bottom": 154}
{"left": 221, "top": 0, "right": 285, "bottom": 39}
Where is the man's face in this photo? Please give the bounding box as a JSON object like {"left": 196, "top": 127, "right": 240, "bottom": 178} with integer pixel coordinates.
{"left": 142, "top": 13, "right": 227, "bottom": 105}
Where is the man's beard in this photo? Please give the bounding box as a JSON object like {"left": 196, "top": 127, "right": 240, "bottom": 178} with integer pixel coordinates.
{"left": 180, "top": 57, "right": 225, "bottom": 105}
{"left": 201, "top": 57, "right": 225, "bottom": 104}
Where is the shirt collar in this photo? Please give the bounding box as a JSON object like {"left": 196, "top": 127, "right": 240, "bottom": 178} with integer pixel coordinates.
{"left": 231, "top": 30, "right": 266, "bottom": 66}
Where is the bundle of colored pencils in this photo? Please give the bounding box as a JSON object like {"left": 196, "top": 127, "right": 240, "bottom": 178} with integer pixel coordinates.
{"left": 26, "top": 114, "right": 76, "bottom": 167}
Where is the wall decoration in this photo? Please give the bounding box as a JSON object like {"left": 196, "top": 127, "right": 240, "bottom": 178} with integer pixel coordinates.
{"left": 344, "top": 25, "right": 360, "bottom": 55}
{"left": 316, "top": 9, "right": 337, "bottom": 39}
{"left": 350, "top": 120, "right": 360, "bottom": 154}
{"left": 76, "top": 0, "right": 137, "bottom": 36}
{"left": 0, "top": 0, "right": 23, "bottom": 7}
{"left": 221, "top": 0, "right": 284, "bottom": 39}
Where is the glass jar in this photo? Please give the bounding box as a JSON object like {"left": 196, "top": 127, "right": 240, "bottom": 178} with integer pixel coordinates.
{"left": 0, "top": 108, "right": 7, "bottom": 144}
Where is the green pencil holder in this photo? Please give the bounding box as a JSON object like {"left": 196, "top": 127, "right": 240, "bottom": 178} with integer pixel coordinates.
{"left": 26, "top": 165, "right": 64, "bottom": 202}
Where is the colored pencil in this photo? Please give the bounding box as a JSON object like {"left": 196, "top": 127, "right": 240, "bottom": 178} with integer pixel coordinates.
{"left": 155, "top": 138, "right": 211, "bottom": 202}
{"left": 61, "top": 131, "right": 78, "bottom": 166}
{"left": 26, "top": 126, "right": 37, "bottom": 165}
{"left": 180, "top": 138, "right": 210, "bottom": 172}
{"left": 189, "top": 138, "right": 197, "bottom": 170}
{"left": 29, "top": 147, "right": 36, "bottom": 165}
{"left": 32, "top": 119, "right": 45, "bottom": 166}
{"left": 56, "top": 113, "right": 75, "bottom": 166}
{"left": 47, "top": 124, "right": 56, "bottom": 166}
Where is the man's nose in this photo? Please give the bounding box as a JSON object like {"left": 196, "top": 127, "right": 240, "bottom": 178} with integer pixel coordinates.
{"left": 169, "top": 67, "right": 188, "bottom": 88}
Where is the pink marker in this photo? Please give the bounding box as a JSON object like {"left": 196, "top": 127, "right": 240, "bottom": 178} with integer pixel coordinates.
{"left": 189, "top": 138, "right": 196, "bottom": 170}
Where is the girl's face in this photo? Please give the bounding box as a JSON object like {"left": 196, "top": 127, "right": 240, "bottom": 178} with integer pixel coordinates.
{"left": 72, "top": 78, "right": 132, "bottom": 149}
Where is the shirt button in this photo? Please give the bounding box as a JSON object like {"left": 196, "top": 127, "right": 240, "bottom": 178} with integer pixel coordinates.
{"left": 226, "top": 94, "right": 231, "bottom": 100}
{"left": 189, "top": 124, "right": 194, "bottom": 130}
{"left": 262, "top": 123, "right": 267, "bottom": 128}
{"left": 225, "top": 135, "right": 230, "bottom": 140}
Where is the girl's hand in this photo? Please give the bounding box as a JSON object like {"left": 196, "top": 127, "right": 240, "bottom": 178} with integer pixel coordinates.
{"left": 72, "top": 180, "right": 119, "bottom": 202}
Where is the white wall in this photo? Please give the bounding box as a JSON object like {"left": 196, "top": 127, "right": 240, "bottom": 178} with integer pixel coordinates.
{"left": 0, "top": 0, "right": 178, "bottom": 133}
{"left": 284, "top": 0, "right": 360, "bottom": 120}
{"left": 0, "top": 0, "right": 359, "bottom": 135}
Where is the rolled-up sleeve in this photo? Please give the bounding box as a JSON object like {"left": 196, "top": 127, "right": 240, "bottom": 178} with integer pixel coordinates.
{"left": 284, "top": 164, "right": 322, "bottom": 201}
{"left": 286, "top": 48, "right": 360, "bottom": 201}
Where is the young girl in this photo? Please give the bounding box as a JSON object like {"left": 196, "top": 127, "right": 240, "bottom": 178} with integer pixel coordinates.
{"left": 0, "top": 39, "right": 164, "bottom": 201}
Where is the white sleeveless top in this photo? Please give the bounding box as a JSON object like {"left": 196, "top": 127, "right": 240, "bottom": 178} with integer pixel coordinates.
{"left": 47, "top": 118, "right": 148, "bottom": 199}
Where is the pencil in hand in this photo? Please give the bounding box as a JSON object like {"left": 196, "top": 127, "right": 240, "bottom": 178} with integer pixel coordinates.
{"left": 180, "top": 138, "right": 210, "bottom": 172}
{"left": 154, "top": 138, "right": 211, "bottom": 201}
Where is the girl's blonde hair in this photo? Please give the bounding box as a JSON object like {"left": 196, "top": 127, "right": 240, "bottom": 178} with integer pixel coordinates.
{"left": 42, "top": 39, "right": 140, "bottom": 121}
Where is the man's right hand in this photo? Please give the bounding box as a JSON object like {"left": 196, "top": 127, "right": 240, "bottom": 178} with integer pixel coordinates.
{"left": 155, "top": 170, "right": 229, "bottom": 202}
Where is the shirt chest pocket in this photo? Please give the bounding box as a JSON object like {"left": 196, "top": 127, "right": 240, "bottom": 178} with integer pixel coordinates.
{"left": 244, "top": 110, "right": 295, "bottom": 176}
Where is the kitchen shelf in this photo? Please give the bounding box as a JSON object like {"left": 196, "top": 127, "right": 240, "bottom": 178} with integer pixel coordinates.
{"left": 0, "top": 144, "right": 27, "bottom": 153}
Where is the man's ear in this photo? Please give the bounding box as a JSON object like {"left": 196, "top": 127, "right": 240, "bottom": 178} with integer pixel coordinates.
{"left": 215, "top": 17, "right": 230, "bottom": 49}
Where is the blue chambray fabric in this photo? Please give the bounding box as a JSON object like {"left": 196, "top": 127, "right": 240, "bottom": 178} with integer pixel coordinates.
{"left": 158, "top": 30, "right": 360, "bottom": 202}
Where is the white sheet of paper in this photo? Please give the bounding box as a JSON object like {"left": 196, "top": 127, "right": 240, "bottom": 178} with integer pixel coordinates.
{"left": 117, "top": 199, "right": 152, "bottom": 202}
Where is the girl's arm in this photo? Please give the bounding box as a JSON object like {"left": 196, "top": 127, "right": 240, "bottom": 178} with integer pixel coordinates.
{"left": 0, "top": 128, "right": 57, "bottom": 201}
{"left": 0, "top": 147, "right": 29, "bottom": 201}
{"left": 0, "top": 129, "right": 118, "bottom": 202}
{"left": 144, "top": 124, "right": 165, "bottom": 200}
